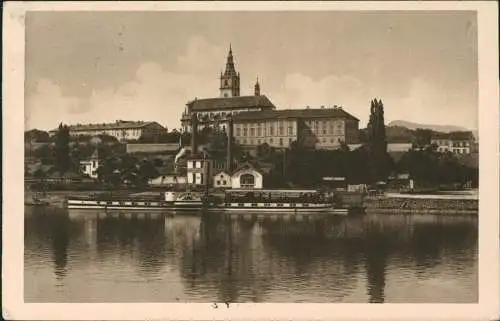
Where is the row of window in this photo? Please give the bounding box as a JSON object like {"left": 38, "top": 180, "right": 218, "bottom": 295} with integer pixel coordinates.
{"left": 438, "top": 147, "right": 470, "bottom": 154}
{"left": 74, "top": 129, "right": 142, "bottom": 138}
{"left": 433, "top": 140, "right": 471, "bottom": 147}
{"left": 237, "top": 137, "right": 292, "bottom": 146}
{"left": 236, "top": 126, "right": 295, "bottom": 137}
{"left": 189, "top": 109, "right": 259, "bottom": 120}
{"left": 233, "top": 126, "right": 345, "bottom": 137}
{"left": 188, "top": 172, "right": 205, "bottom": 184}
{"left": 235, "top": 136, "right": 343, "bottom": 146}
{"left": 228, "top": 203, "right": 312, "bottom": 207}
{"left": 187, "top": 160, "right": 205, "bottom": 168}
{"left": 96, "top": 201, "right": 158, "bottom": 206}
{"left": 306, "top": 120, "right": 344, "bottom": 128}
{"left": 309, "top": 128, "right": 344, "bottom": 136}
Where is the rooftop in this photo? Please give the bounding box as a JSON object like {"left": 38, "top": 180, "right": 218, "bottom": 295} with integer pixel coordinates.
{"left": 232, "top": 107, "right": 360, "bottom": 122}
{"left": 431, "top": 131, "right": 475, "bottom": 141}
{"left": 51, "top": 121, "right": 164, "bottom": 132}
{"left": 187, "top": 95, "right": 276, "bottom": 112}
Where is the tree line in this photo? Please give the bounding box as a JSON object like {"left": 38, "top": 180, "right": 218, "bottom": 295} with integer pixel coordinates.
{"left": 245, "top": 99, "right": 478, "bottom": 190}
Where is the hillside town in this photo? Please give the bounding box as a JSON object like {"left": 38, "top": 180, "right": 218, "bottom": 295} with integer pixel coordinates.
{"left": 25, "top": 46, "right": 479, "bottom": 194}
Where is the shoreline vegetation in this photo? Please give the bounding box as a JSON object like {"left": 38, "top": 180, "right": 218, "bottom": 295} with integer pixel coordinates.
{"left": 25, "top": 189, "right": 479, "bottom": 215}
{"left": 25, "top": 101, "right": 478, "bottom": 216}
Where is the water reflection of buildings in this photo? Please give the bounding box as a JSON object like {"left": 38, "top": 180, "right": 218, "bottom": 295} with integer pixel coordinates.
{"left": 94, "top": 213, "right": 168, "bottom": 275}
{"left": 24, "top": 207, "right": 83, "bottom": 281}
{"left": 24, "top": 208, "right": 478, "bottom": 303}
{"left": 175, "top": 216, "right": 273, "bottom": 302}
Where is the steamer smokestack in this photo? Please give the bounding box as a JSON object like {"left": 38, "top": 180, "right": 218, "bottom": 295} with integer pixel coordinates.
{"left": 227, "top": 116, "right": 234, "bottom": 172}
{"left": 191, "top": 112, "right": 198, "bottom": 153}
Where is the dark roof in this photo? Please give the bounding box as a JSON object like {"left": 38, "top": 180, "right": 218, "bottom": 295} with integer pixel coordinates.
{"left": 388, "top": 151, "right": 406, "bottom": 163}
{"left": 431, "top": 131, "right": 475, "bottom": 140}
{"left": 185, "top": 148, "right": 227, "bottom": 160}
{"left": 51, "top": 121, "right": 165, "bottom": 132}
{"left": 231, "top": 161, "right": 271, "bottom": 175}
{"left": 187, "top": 95, "right": 276, "bottom": 112}
{"left": 126, "top": 143, "right": 180, "bottom": 154}
{"left": 90, "top": 149, "right": 99, "bottom": 159}
{"left": 232, "top": 107, "right": 359, "bottom": 122}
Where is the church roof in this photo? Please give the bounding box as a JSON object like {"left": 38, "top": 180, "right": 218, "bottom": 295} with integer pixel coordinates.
{"left": 187, "top": 95, "right": 276, "bottom": 112}
{"left": 232, "top": 107, "right": 360, "bottom": 122}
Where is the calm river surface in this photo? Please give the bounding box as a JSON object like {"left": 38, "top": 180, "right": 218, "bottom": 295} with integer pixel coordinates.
{"left": 25, "top": 206, "right": 478, "bottom": 303}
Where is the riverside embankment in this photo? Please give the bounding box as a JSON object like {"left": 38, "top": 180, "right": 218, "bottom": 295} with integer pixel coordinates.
{"left": 364, "top": 192, "right": 478, "bottom": 215}
{"left": 25, "top": 189, "right": 479, "bottom": 215}
{"left": 24, "top": 190, "right": 140, "bottom": 208}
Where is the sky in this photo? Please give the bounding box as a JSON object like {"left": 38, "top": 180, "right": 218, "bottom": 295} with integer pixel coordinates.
{"left": 24, "top": 11, "right": 478, "bottom": 131}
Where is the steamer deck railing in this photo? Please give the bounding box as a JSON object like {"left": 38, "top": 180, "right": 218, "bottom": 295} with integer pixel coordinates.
{"left": 66, "top": 188, "right": 359, "bottom": 215}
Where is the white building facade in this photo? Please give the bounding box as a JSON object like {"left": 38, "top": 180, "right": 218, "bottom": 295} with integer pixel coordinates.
{"left": 50, "top": 121, "right": 167, "bottom": 142}
{"left": 80, "top": 149, "right": 100, "bottom": 179}
{"left": 186, "top": 156, "right": 211, "bottom": 186}
{"left": 213, "top": 171, "right": 232, "bottom": 189}
{"left": 431, "top": 132, "right": 476, "bottom": 154}
{"left": 230, "top": 163, "right": 264, "bottom": 189}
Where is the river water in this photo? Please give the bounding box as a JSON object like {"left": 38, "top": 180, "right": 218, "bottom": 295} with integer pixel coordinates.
{"left": 24, "top": 206, "right": 478, "bottom": 303}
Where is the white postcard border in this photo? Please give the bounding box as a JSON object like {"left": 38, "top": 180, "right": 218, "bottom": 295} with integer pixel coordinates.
{"left": 3, "top": 1, "right": 499, "bottom": 320}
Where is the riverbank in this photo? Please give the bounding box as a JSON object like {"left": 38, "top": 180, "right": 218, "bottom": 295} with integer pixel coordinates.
{"left": 25, "top": 190, "right": 141, "bottom": 208}
{"left": 25, "top": 190, "right": 479, "bottom": 215}
{"left": 364, "top": 195, "right": 478, "bottom": 215}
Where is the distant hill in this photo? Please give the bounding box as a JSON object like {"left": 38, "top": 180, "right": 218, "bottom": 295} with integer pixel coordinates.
{"left": 357, "top": 120, "right": 478, "bottom": 144}
{"left": 388, "top": 120, "right": 470, "bottom": 133}
{"left": 387, "top": 120, "right": 478, "bottom": 140}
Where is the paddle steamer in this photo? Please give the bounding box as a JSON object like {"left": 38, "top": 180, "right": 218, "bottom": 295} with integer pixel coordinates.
{"left": 66, "top": 188, "right": 358, "bottom": 215}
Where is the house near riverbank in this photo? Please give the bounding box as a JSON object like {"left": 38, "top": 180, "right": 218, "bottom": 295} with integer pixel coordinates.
{"left": 431, "top": 131, "right": 476, "bottom": 154}
{"left": 149, "top": 174, "right": 187, "bottom": 186}
{"left": 230, "top": 162, "right": 270, "bottom": 189}
{"left": 80, "top": 149, "right": 100, "bottom": 179}
{"left": 213, "top": 171, "right": 232, "bottom": 188}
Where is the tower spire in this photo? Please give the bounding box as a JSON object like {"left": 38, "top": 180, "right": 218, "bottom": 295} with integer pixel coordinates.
{"left": 254, "top": 76, "right": 260, "bottom": 96}
{"left": 220, "top": 43, "right": 240, "bottom": 97}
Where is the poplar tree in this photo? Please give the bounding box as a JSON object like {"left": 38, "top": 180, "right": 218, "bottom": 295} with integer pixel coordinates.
{"left": 366, "top": 99, "right": 390, "bottom": 182}
{"left": 54, "top": 123, "right": 71, "bottom": 173}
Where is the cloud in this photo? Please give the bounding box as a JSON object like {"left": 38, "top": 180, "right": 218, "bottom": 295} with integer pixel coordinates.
{"left": 25, "top": 79, "right": 85, "bottom": 130}
{"left": 271, "top": 73, "right": 370, "bottom": 124}
{"left": 25, "top": 36, "right": 477, "bottom": 132}
{"left": 176, "top": 36, "right": 226, "bottom": 74}
{"left": 270, "top": 74, "right": 477, "bottom": 129}
{"left": 381, "top": 77, "right": 478, "bottom": 129}
{"left": 25, "top": 37, "right": 227, "bottom": 131}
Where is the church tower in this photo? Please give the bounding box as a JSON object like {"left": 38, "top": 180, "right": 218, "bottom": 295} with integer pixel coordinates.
{"left": 220, "top": 44, "right": 240, "bottom": 98}
{"left": 254, "top": 77, "right": 261, "bottom": 96}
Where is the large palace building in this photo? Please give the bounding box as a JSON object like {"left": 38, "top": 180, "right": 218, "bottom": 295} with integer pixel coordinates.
{"left": 232, "top": 107, "right": 359, "bottom": 150}
{"left": 180, "top": 45, "right": 276, "bottom": 133}
{"left": 180, "top": 45, "right": 360, "bottom": 149}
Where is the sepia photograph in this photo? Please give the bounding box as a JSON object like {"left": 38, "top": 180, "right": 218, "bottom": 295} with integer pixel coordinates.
{"left": 3, "top": 1, "right": 499, "bottom": 320}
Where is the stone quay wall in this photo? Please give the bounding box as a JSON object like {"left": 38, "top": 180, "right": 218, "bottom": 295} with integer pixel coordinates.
{"left": 364, "top": 196, "right": 478, "bottom": 215}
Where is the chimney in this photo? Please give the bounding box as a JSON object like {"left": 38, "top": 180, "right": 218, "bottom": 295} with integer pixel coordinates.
{"left": 227, "top": 116, "right": 234, "bottom": 172}
{"left": 191, "top": 112, "right": 198, "bottom": 153}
